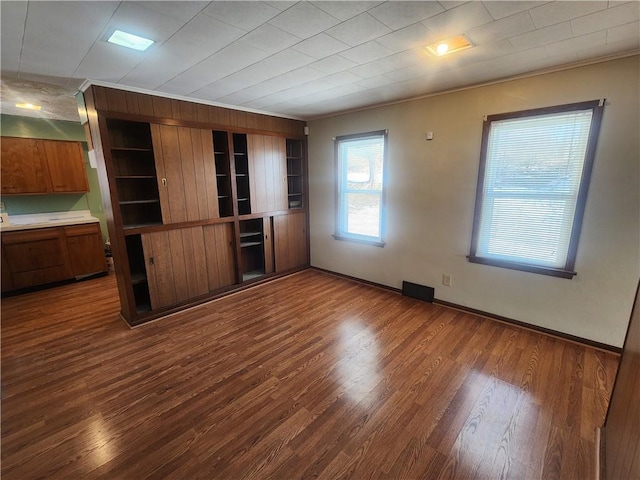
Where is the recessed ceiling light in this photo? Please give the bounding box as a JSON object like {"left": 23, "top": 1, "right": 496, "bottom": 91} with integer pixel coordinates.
{"left": 15, "top": 103, "right": 42, "bottom": 110}
{"left": 425, "top": 35, "right": 474, "bottom": 57}
{"left": 107, "top": 29, "right": 154, "bottom": 51}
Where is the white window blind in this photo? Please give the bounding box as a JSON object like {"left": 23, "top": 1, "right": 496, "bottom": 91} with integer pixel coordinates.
{"left": 335, "top": 131, "right": 387, "bottom": 244}
{"left": 471, "top": 101, "right": 603, "bottom": 277}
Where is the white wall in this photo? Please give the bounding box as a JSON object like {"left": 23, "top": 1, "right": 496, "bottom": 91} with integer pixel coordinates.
{"left": 307, "top": 56, "right": 639, "bottom": 348}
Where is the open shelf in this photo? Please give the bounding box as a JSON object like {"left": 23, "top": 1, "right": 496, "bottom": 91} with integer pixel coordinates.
{"left": 286, "top": 139, "right": 304, "bottom": 209}
{"left": 213, "top": 131, "right": 234, "bottom": 217}
{"left": 239, "top": 219, "right": 265, "bottom": 281}
{"left": 108, "top": 119, "right": 162, "bottom": 227}
{"left": 126, "top": 235, "right": 151, "bottom": 313}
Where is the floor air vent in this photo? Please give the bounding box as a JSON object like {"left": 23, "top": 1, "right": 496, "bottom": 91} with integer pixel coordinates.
{"left": 402, "top": 281, "right": 434, "bottom": 303}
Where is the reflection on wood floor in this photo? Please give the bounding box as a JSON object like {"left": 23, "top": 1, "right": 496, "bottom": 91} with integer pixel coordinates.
{"left": 1, "top": 269, "right": 618, "bottom": 479}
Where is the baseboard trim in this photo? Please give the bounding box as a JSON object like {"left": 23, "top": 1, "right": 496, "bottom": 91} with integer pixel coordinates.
{"left": 311, "top": 267, "right": 621, "bottom": 354}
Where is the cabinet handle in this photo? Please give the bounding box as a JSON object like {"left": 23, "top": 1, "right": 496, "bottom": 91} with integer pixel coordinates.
{"left": 161, "top": 178, "right": 167, "bottom": 187}
{"left": 149, "top": 257, "right": 154, "bottom": 265}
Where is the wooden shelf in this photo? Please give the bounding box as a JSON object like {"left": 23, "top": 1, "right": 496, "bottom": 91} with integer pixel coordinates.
{"left": 240, "top": 241, "right": 262, "bottom": 248}
{"left": 130, "top": 273, "right": 147, "bottom": 285}
{"left": 111, "top": 147, "right": 153, "bottom": 152}
{"left": 119, "top": 199, "right": 160, "bottom": 205}
{"left": 123, "top": 222, "right": 163, "bottom": 230}
{"left": 240, "top": 231, "right": 261, "bottom": 238}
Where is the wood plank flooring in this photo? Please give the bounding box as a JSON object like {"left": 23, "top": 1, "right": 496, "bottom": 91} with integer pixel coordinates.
{"left": 1, "top": 269, "right": 618, "bottom": 479}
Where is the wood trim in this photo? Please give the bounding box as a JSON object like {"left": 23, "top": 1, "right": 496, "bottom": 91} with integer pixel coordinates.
{"left": 596, "top": 427, "right": 606, "bottom": 480}
{"left": 310, "top": 266, "right": 622, "bottom": 354}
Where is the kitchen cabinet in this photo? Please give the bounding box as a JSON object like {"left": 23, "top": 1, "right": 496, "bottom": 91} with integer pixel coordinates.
{"left": 1, "top": 223, "right": 106, "bottom": 292}
{"left": 0, "top": 137, "right": 88, "bottom": 194}
{"left": 64, "top": 223, "right": 106, "bottom": 276}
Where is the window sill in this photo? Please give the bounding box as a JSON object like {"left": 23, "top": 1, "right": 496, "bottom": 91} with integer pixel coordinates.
{"left": 468, "top": 255, "right": 576, "bottom": 279}
{"left": 333, "top": 234, "right": 385, "bottom": 248}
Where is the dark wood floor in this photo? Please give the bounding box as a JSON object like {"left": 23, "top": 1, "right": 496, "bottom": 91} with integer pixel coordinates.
{"left": 1, "top": 269, "right": 618, "bottom": 479}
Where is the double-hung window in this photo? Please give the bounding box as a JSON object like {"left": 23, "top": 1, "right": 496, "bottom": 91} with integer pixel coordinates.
{"left": 334, "top": 130, "right": 387, "bottom": 246}
{"left": 469, "top": 100, "right": 604, "bottom": 278}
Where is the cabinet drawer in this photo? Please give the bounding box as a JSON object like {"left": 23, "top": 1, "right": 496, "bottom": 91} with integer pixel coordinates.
{"left": 64, "top": 223, "right": 101, "bottom": 237}
{"left": 2, "top": 228, "right": 61, "bottom": 244}
{"left": 11, "top": 265, "right": 69, "bottom": 289}
{"left": 4, "top": 238, "right": 66, "bottom": 273}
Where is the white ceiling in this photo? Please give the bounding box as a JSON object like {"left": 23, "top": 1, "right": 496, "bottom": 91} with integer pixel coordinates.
{"left": 1, "top": 1, "right": 639, "bottom": 122}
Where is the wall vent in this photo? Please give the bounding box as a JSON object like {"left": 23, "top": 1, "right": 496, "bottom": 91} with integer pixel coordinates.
{"left": 402, "top": 281, "right": 434, "bottom": 303}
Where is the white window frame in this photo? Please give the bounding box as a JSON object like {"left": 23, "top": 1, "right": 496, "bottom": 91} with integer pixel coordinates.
{"left": 469, "top": 100, "right": 604, "bottom": 278}
{"left": 333, "top": 130, "right": 388, "bottom": 247}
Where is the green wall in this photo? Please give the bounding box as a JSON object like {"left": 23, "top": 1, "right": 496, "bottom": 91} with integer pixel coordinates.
{"left": 1, "top": 114, "right": 107, "bottom": 241}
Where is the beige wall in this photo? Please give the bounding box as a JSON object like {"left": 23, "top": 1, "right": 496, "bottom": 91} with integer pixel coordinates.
{"left": 307, "top": 55, "right": 639, "bottom": 348}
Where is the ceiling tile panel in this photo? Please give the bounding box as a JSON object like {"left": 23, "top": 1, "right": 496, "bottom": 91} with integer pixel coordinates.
{"left": 466, "top": 11, "right": 536, "bottom": 45}
{"left": 509, "top": 22, "right": 573, "bottom": 50}
{"left": 384, "top": 64, "right": 429, "bottom": 82}
{"left": 339, "top": 41, "right": 394, "bottom": 64}
{"left": 268, "top": 2, "right": 341, "bottom": 39}
{"left": 369, "top": 1, "right": 444, "bottom": 30}
{"left": 355, "top": 75, "right": 398, "bottom": 89}
{"left": 291, "top": 33, "right": 351, "bottom": 59}
{"left": 571, "top": 2, "right": 640, "bottom": 36}
{"left": 606, "top": 21, "right": 640, "bottom": 44}
{"left": 106, "top": 2, "right": 189, "bottom": 44}
{"left": 578, "top": 33, "right": 639, "bottom": 60}
{"left": 0, "top": 1, "right": 27, "bottom": 72}
{"left": 325, "top": 13, "right": 392, "bottom": 47}
{"left": 121, "top": 15, "right": 246, "bottom": 89}
{"left": 73, "top": 42, "right": 148, "bottom": 83}
{"left": 265, "top": 1, "right": 298, "bottom": 11}
{"left": 309, "top": 56, "right": 359, "bottom": 74}
{"left": 131, "top": 1, "right": 208, "bottom": 22}
{"left": 375, "top": 23, "right": 432, "bottom": 53}
{"left": 482, "top": 1, "right": 547, "bottom": 21}
{"left": 438, "top": 1, "right": 471, "bottom": 11}
{"left": 349, "top": 59, "right": 400, "bottom": 78}
{"left": 544, "top": 30, "right": 607, "bottom": 56}
{"left": 422, "top": 2, "right": 494, "bottom": 39}
{"left": 161, "top": 42, "right": 269, "bottom": 94}
{"left": 18, "top": 1, "right": 119, "bottom": 77}
{"left": 238, "top": 23, "right": 301, "bottom": 54}
{"left": 312, "top": 1, "right": 383, "bottom": 21}
{"left": 529, "top": 1, "right": 608, "bottom": 28}
{"left": 202, "top": 1, "right": 280, "bottom": 31}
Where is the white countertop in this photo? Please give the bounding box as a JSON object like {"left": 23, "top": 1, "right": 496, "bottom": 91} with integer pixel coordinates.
{"left": 0, "top": 210, "right": 100, "bottom": 232}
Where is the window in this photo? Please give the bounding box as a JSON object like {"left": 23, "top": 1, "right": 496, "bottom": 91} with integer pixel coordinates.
{"left": 334, "top": 130, "right": 387, "bottom": 246}
{"left": 469, "top": 100, "right": 604, "bottom": 278}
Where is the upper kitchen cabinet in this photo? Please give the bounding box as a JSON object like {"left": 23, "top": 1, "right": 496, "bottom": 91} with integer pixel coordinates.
{"left": 1, "top": 137, "right": 88, "bottom": 195}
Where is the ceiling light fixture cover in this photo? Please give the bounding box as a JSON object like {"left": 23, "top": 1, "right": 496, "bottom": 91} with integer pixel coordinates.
{"left": 15, "top": 103, "right": 42, "bottom": 110}
{"left": 425, "top": 35, "right": 474, "bottom": 57}
{"left": 107, "top": 29, "right": 154, "bottom": 51}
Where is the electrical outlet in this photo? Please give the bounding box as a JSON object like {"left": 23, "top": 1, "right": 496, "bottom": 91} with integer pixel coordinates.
{"left": 442, "top": 274, "right": 452, "bottom": 287}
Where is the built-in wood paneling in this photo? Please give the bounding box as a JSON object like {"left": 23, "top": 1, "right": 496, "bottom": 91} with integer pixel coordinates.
{"left": 604, "top": 281, "right": 640, "bottom": 479}
{"left": 90, "top": 86, "right": 305, "bottom": 137}
{"left": 151, "top": 124, "right": 219, "bottom": 224}
{"left": 274, "top": 212, "right": 308, "bottom": 272}
{"left": 0, "top": 270, "right": 619, "bottom": 479}
{"left": 248, "top": 134, "right": 287, "bottom": 214}
{"left": 203, "top": 222, "right": 237, "bottom": 290}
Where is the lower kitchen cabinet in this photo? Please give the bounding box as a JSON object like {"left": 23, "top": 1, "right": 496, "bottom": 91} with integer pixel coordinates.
{"left": 1, "top": 222, "right": 105, "bottom": 292}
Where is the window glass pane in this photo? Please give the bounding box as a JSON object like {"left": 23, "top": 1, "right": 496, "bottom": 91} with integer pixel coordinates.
{"left": 336, "top": 132, "right": 386, "bottom": 242}
{"left": 471, "top": 102, "right": 602, "bottom": 275}
{"left": 346, "top": 193, "right": 381, "bottom": 238}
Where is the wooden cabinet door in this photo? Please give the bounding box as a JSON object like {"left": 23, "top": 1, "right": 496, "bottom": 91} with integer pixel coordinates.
{"left": 0, "top": 137, "right": 49, "bottom": 194}
{"left": 42, "top": 140, "right": 88, "bottom": 192}
{"left": 203, "top": 223, "right": 237, "bottom": 291}
{"left": 273, "top": 212, "right": 308, "bottom": 273}
{"left": 2, "top": 228, "right": 72, "bottom": 288}
{"left": 1, "top": 246, "right": 14, "bottom": 293}
{"left": 141, "top": 226, "right": 209, "bottom": 310}
{"left": 64, "top": 224, "right": 106, "bottom": 276}
{"left": 151, "top": 125, "right": 219, "bottom": 224}
{"left": 248, "top": 135, "right": 287, "bottom": 214}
